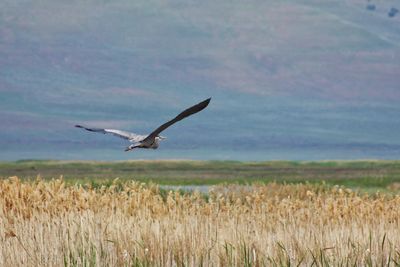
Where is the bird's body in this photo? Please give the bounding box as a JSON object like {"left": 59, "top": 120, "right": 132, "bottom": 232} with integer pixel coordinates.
{"left": 75, "top": 98, "right": 211, "bottom": 151}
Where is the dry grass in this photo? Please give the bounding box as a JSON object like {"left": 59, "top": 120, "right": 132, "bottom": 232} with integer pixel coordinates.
{"left": 1, "top": 177, "right": 400, "bottom": 266}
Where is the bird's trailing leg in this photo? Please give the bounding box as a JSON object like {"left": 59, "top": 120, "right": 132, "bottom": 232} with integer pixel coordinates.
{"left": 125, "top": 144, "right": 141, "bottom": 152}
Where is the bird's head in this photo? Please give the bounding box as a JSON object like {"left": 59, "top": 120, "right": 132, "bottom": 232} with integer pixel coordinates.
{"left": 157, "top": 135, "right": 167, "bottom": 141}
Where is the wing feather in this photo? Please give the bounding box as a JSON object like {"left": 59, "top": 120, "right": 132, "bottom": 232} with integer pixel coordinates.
{"left": 142, "top": 98, "right": 211, "bottom": 143}
{"left": 75, "top": 125, "right": 144, "bottom": 142}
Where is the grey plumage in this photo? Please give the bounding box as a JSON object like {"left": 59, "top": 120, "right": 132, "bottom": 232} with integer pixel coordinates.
{"left": 74, "top": 126, "right": 146, "bottom": 142}
{"left": 75, "top": 98, "right": 211, "bottom": 151}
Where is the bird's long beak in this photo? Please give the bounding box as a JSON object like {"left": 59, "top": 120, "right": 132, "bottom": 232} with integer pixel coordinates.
{"left": 158, "top": 136, "right": 167, "bottom": 140}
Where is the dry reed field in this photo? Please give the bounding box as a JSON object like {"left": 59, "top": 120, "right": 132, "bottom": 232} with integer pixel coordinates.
{"left": 1, "top": 177, "right": 400, "bottom": 266}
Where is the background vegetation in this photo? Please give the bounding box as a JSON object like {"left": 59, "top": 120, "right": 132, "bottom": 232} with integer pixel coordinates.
{"left": 1, "top": 160, "right": 400, "bottom": 191}
{"left": 1, "top": 160, "right": 400, "bottom": 266}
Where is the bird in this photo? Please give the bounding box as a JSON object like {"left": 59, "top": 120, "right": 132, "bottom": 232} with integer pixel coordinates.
{"left": 75, "top": 98, "right": 211, "bottom": 152}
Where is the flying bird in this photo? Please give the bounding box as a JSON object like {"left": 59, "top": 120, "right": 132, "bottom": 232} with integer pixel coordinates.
{"left": 75, "top": 98, "right": 211, "bottom": 151}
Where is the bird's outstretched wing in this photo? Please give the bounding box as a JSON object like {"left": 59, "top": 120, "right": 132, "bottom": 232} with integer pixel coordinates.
{"left": 75, "top": 125, "right": 145, "bottom": 142}
{"left": 142, "top": 98, "right": 211, "bottom": 143}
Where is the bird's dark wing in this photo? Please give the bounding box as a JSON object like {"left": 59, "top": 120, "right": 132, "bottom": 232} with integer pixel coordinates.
{"left": 75, "top": 125, "right": 145, "bottom": 142}
{"left": 142, "top": 98, "right": 211, "bottom": 143}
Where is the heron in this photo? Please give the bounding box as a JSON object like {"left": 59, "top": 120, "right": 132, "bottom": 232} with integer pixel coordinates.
{"left": 75, "top": 98, "right": 211, "bottom": 151}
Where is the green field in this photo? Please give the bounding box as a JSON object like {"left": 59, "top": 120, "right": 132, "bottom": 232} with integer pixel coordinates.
{"left": 1, "top": 160, "right": 400, "bottom": 191}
